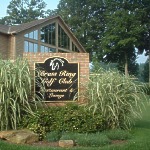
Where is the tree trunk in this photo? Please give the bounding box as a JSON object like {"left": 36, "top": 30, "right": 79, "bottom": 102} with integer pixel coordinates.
{"left": 125, "top": 52, "right": 128, "bottom": 77}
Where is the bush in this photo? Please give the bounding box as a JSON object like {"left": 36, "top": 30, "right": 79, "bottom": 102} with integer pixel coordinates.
{"left": 60, "top": 132, "right": 111, "bottom": 147}
{"left": 45, "top": 131, "right": 62, "bottom": 142}
{"left": 104, "top": 129, "right": 131, "bottom": 140}
{"left": 45, "top": 130, "right": 130, "bottom": 147}
{"left": 142, "top": 83, "right": 150, "bottom": 95}
{"left": 22, "top": 103, "right": 104, "bottom": 140}
{"left": 77, "top": 133, "right": 111, "bottom": 147}
{"left": 0, "top": 58, "right": 39, "bottom": 130}
{"left": 60, "top": 132, "right": 79, "bottom": 141}
{"left": 84, "top": 68, "right": 148, "bottom": 130}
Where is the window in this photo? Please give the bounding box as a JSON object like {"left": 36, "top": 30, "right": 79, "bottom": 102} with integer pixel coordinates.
{"left": 34, "top": 43, "right": 38, "bottom": 52}
{"left": 24, "top": 34, "right": 28, "bottom": 38}
{"left": 34, "top": 30, "right": 38, "bottom": 40}
{"left": 29, "top": 32, "right": 34, "bottom": 39}
{"left": 58, "top": 25, "right": 70, "bottom": 49}
{"left": 41, "top": 23, "right": 56, "bottom": 45}
{"left": 23, "top": 22, "right": 81, "bottom": 53}
{"left": 40, "top": 45, "right": 56, "bottom": 53}
{"left": 24, "top": 41, "right": 29, "bottom": 52}
{"left": 72, "top": 42, "right": 79, "bottom": 52}
{"left": 24, "top": 41, "right": 38, "bottom": 52}
{"left": 24, "top": 30, "right": 38, "bottom": 40}
{"left": 58, "top": 49, "right": 69, "bottom": 53}
{"left": 29, "top": 42, "right": 33, "bottom": 52}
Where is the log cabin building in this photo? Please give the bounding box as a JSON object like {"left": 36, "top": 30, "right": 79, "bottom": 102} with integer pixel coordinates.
{"left": 0, "top": 15, "right": 86, "bottom": 60}
{"left": 0, "top": 16, "right": 89, "bottom": 103}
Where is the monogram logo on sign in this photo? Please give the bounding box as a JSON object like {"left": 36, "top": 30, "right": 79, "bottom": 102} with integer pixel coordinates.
{"left": 49, "top": 58, "right": 64, "bottom": 70}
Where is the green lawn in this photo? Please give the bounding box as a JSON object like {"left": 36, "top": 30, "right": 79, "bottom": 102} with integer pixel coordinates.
{"left": 0, "top": 100, "right": 150, "bottom": 150}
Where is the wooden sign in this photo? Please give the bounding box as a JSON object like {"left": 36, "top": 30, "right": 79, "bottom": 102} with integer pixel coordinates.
{"left": 35, "top": 57, "right": 79, "bottom": 101}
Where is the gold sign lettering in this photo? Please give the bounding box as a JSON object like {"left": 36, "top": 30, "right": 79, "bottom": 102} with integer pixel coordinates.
{"left": 59, "top": 78, "right": 73, "bottom": 84}
{"left": 48, "top": 93, "right": 64, "bottom": 99}
{"left": 40, "top": 70, "right": 57, "bottom": 77}
{"left": 43, "top": 78, "right": 57, "bottom": 86}
{"left": 59, "top": 70, "right": 76, "bottom": 79}
{"left": 46, "top": 89, "right": 67, "bottom": 92}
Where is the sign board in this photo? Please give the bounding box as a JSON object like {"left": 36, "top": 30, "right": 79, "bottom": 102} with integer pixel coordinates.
{"left": 35, "top": 57, "right": 79, "bottom": 101}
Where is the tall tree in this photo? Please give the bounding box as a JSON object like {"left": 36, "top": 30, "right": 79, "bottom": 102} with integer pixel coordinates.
{"left": 56, "top": 0, "right": 106, "bottom": 60}
{"left": 1, "top": 0, "right": 47, "bottom": 25}
{"left": 56, "top": 0, "right": 142, "bottom": 75}
{"left": 101, "top": 0, "right": 143, "bottom": 76}
{"left": 135, "top": 0, "right": 150, "bottom": 85}
{"left": 143, "top": 60, "right": 149, "bottom": 82}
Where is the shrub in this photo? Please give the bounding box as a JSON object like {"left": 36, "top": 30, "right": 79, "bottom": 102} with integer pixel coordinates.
{"left": 60, "top": 132, "right": 111, "bottom": 147}
{"left": 60, "top": 104, "right": 104, "bottom": 133}
{"left": 22, "top": 103, "right": 104, "bottom": 140}
{"left": 60, "top": 132, "right": 79, "bottom": 141}
{"left": 104, "top": 129, "right": 131, "bottom": 140}
{"left": 45, "top": 131, "right": 62, "bottom": 142}
{"left": 77, "top": 133, "right": 111, "bottom": 147}
{"left": 0, "top": 58, "right": 41, "bottom": 130}
{"left": 142, "top": 83, "right": 150, "bottom": 95}
{"left": 45, "top": 130, "right": 130, "bottom": 147}
{"left": 84, "top": 68, "right": 147, "bottom": 130}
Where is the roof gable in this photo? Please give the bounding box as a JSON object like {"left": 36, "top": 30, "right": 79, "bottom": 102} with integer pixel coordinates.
{"left": 0, "top": 16, "right": 86, "bottom": 52}
{"left": 0, "top": 24, "right": 10, "bottom": 34}
{"left": 0, "top": 16, "right": 57, "bottom": 34}
{"left": 10, "top": 16, "right": 55, "bottom": 33}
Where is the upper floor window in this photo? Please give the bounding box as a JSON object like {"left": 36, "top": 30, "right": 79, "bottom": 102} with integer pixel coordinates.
{"left": 24, "top": 30, "right": 38, "bottom": 40}
{"left": 58, "top": 25, "right": 70, "bottom": 49}
{"left": 41, "top": 23, "right": 56, "bottom": 45}
{"left": 23, "top": 22, "right": 81, "bottom": 53}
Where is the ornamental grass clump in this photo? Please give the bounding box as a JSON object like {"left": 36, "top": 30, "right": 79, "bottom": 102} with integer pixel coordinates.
{"left": 85, "top": 68, "right": 147, "bottom": 130}
{"left": 0, "top": 58, "right": 40, "bottom": 130}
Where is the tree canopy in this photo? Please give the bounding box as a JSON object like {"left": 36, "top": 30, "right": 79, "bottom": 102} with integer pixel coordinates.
{"left": 56, "top": 0, "right": 106, "bottom": 60}
{"left": 101, "top": 0, "right": 144, "bottom": 75}
{"left": 0, "top": 0, "right": 149, "bottom": 79}
{"left": 0, "top": 0, "right": 47, "bottom": 25}
{"left": 56, "top": 0, "right": 144, "bottom": 75}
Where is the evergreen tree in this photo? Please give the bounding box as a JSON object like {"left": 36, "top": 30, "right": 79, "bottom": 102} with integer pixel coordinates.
{"left": 101, "top": 0, "right": 143, "bottom": 76}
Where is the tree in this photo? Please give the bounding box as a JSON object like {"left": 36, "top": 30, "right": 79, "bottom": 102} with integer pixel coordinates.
{"left": 0, "top": 17, "right": 8, "bottom": 25}
{"left": 135, "top": 0, "right": 150, "bottom": 85}
{"left": 56, "top": 0, "right": 142, "bottom": 76}
{"left": 101, "top": 0, "right": 143, "bottom": 76}
{"left": 1, "top": 0, "right": 47, "bottom": 25}
{"left": 45, "top": 9, "right": 57, "bottom": 17}
{"left": 143, "top": 60, "right": 149, "bottom": 82}
{"left": 56, "top": 0, "right": 106, "bottom": 60}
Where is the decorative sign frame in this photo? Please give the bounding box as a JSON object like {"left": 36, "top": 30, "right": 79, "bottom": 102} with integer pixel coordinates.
{"left": 35, "top": 57, "right": 79, "bottom": 102}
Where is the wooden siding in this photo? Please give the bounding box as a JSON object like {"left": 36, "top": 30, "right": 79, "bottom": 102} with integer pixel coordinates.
{"left": 0, "top": 33, "right": 9, "bottom": 59}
